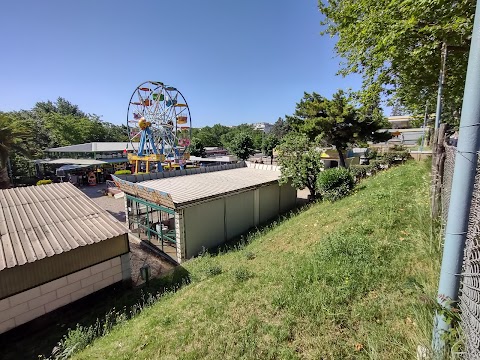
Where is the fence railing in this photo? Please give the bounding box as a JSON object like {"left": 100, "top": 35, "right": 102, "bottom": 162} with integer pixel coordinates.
{"left": 434, "top": 126, "right": 480, "bottom": 358}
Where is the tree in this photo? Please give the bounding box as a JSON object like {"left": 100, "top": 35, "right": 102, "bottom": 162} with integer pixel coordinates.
{"left": 286, "top": 90, "right": 390, "bottom": 167}
{"left": 270, "top": 117, "right": 291, "bottom": 140}
{"left": 189, "top": 137, "right": 207, "bottom": 157}
{"left": 227, "top": 132, "right": 255, "bottom": 161}
{"left": 0, "top": 114, "right": 32, "bottom": 189}
{"left": 262, "top": 135, "right": 279, "bottom": 164}
{"left": 277, "top": 133, "right": 324, "bottom": 200}
{"left": 318, "top": 0, "right": 474, "bottom": 125}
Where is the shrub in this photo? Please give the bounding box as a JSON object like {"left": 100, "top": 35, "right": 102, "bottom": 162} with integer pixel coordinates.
{"left": 36, "top": 179, "right": 52, "bottom": 186}
{"left": 349, "top": 165, "right": 368, "bottom": 180}
{"left": 364, "top": 148, "right": 378, "bottom": 160}
{"left": 205, "top": 265, "right": 222, "bottom": 277}
{"left": 114, "top": 170, "right": 131, "bottom": 175}
{"left": 232, "top": 267, "right": 254, "bottom": 282}
{"left": 368, "top": 160, "right": 383, "bottom": 173}
{"left": 316, "top": 167, "right": 355, "bottom": 202}
{"left": 245, "top": 251, "right": 256, "bottom": 260}
{"left": 381, "top": 152, "right": 397, "bottom": 166}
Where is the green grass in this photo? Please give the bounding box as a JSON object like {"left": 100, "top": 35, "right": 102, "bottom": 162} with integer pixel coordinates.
{"left": 73, "top": 160, "right": 439, "bottom": 360}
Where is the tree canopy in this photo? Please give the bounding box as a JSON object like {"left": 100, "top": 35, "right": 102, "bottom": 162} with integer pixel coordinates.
{"left": 0, "top": 113, "right": 32, "bottom": 188}
{"left": 318, "top": 0, "right": 474, "bottom": 125}
{"left": 277, "top": 133, "right": 324, "bottom": 199}
{"left": 262, "top": 135, "right": 279, "bottom": 164}
{"left": 189, "top": 137, "right": 207, "bottom": 157}
{"left": 286, "top": 90, "right": 390, "bottom": 167}
{"left": 227, "top": 132, "right": 255, "bottom": 161}
{"left": 3, "top": 98, "right": 129, "bottom": 181}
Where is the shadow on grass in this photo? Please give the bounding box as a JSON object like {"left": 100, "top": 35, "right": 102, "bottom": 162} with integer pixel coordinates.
{"left": 0, "top": 266, "right": 190, "bottom": 360}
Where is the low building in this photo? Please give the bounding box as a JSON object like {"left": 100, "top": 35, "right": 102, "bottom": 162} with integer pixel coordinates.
{"left": 112, "top": 162, "right": 297, "bottom": 263}
{"left": 252, "top": 122, "right": 273, "bottom": 133}
{"left": 0, "top": 183, "right": 130, "bottom": 334}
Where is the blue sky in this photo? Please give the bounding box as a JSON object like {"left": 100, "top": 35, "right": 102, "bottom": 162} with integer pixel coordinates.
{"left": 0, "top": 0, "right": 365, "bottom": 127}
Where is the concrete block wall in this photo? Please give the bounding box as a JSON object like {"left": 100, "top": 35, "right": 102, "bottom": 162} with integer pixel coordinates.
{"left": 0, "top": 255, "right": 131, "bottom": 334}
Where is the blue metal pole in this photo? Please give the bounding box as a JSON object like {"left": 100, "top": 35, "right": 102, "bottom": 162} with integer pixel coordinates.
{"left": 434, "top": 43, "right": 447, "bottom": 130}
{"left": 433, "top": 0, "right": 480, "bottom": 354}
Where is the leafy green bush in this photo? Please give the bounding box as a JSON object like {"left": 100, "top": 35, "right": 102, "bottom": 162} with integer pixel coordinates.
{"left": 205, "top": 265, "right": 222, "bottom": 277}
{"left": 364, "top": 148, "right": 378, "bottom": 160}
{"left": 316, "top": 167, "right": 355, "bottom": 201}
{"left": 381, "top": 152, "right": 397, "bottom": 165}
{"left": 114, "top": 170, "right": 131, "bottom": 175}
{"left": 368, "top": 160, "right": 383, "bottom": 172}
{"left": 232, "top": 267, "right": 254, "bottom": 282}
{"left": 349, "top": 165, "right": 368, "bottom": 180}
{"left": 36, "top": 179, "right": 53, "bottom": 186}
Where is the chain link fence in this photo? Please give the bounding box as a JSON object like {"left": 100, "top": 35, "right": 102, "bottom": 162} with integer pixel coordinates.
{"left": 438, "top": 142, "right": 480, "bottom": 359}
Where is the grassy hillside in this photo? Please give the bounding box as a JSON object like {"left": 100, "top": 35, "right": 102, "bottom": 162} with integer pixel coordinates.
{"left": 74, "top": 161, "right": 439, "bottom": 359}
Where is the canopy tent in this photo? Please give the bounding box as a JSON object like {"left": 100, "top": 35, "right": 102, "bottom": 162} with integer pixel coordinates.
{"left": 40, "top": 158, "right": 107, "bottom": 165}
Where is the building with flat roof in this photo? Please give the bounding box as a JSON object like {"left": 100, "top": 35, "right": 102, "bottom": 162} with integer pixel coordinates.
{"left": 0, "top": 183, "right": 130, "bottom": 334}
{"left": 113, "top": 162, "right": 297, "bottom": 262}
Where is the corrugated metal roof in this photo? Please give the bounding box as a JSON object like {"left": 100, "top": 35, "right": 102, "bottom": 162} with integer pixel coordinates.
{"left": 139, "top": 167, "right": 281, "bottom": 207}
{"left": 0, "top": 183, "right": 127, "bottom": 271}
{"left": 47, "top": 142, "right": 131, "bottom": 153}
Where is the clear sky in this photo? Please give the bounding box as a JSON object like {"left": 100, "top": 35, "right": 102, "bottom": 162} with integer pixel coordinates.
{"left": 0, "top": 0, "right": 364, "bottom": 127}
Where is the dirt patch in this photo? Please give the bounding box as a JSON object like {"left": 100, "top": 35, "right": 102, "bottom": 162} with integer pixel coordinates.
{"left": 129, "top": 241, "right": 176, "bottom": 286}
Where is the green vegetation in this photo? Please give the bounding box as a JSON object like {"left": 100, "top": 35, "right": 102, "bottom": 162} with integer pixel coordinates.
{"left": 2, "top": 98, "right": 129, "bottom": 183}
{"left": 189, "top": 137, "right": 207, "bottom": 158}
{"left": 261, "top": 135, "right": 279, "bottom": 165}
{"left": 36, "top": 179, "right": 53, "bottom": 186}
{"left": 276, "top": 133, "right": 324, "bottom": 199}
{"left": 0, "top": 113, "right": 32, "bottom": 189}
{"left": 68, "top": 161, "right": 439, "bottom": 359}
{"left": 226, "top": 132, "right": 256, "bottom": 161}
{"left": 317, "top": 167, "right": 355, "bottom": 201}
{"left": 113, "top": 170, "right": 131, "bottom": 175}
{"left": 318, "top": 0, "right": 473, "bottom": 126}
{"left": 286, "top": 90, "right": 390, "bottom": 167}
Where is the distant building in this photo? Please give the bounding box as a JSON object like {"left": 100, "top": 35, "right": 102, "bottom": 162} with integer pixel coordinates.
{"left": 387, "top": 116, "right": 413, "bottom": 129}
{"left": 252, "top": 122, "right": 273, "bottom": 133}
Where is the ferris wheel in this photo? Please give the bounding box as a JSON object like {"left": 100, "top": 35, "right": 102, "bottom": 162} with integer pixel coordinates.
{"left": 126, "top": 81, "right": 192, "bottom": 171}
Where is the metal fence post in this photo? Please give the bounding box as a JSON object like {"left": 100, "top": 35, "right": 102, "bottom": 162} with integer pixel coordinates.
{"left": 433, "top": 0, "right": 480, "bottom": 355}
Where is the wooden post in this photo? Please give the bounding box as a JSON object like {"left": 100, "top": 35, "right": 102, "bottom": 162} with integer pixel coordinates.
{"left": 431, "top": 124, "right": 447, "bottom": 217}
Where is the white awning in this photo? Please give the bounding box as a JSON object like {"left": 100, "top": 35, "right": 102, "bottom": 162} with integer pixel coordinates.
{"left": 41, "top": 158, "right": 107, "bottom": 165}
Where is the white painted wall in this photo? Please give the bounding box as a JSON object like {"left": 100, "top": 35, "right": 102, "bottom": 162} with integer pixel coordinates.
{"left": 0, "top": 255, "right": 131, "bottom": 334}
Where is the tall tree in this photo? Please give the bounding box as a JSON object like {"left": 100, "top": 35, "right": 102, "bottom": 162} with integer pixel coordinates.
{"left": 277, "top": 133, "right": 324, "bottom": 199}
{"left": 318, "top": 0, "right": 474, "bottom": 126}
{"left": 189, "top": 137, "right": 207, "bottom": 157}
{"left": 286, "top": 90, "right": 390, "bottom": 167}
{"left": 262, "top": 135, "right": 279, "bottom": 164}
{"left": 227, "top": 132, "right": 255, "bottom": 161}
{"left": 270, "top": 117, "right": 291, "bottom": 140}
{"left": 0, "top": 114, "right": 32, "bottom": 189}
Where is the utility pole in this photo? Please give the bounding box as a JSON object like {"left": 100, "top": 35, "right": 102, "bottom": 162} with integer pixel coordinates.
{"left": 434, "top": 43, "right": 447, "bottom": 131}
{"left": 432, "top": 0, "right": 480, "bottom": 356}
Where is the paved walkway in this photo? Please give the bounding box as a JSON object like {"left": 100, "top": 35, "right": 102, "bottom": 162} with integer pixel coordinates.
{"left": 78, "top": 184, "right": 126, "bottom": 222}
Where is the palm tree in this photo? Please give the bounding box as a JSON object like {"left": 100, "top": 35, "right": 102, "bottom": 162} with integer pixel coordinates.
{"left": 0, "top": 114, "right": 31, "bottom": 189}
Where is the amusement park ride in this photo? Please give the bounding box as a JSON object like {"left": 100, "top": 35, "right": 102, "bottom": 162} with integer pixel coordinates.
{"left": 126, "top": 81, "right": 192, "bottom": 173}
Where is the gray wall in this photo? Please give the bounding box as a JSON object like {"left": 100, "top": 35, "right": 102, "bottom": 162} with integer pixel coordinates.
{"left": 181, "top": 182, "right": 297, "bottom": 260}
{"left": 225, "top": 191, "right": 255, "bottom": 239}
{"left": 280, "top": 183, "right": 297, "bottom": 213}
{"left": 259, "top": 184, "right": 280, "bottom": 224}
{"left": 183, "top": 198, "right": 224, "bottom": 258}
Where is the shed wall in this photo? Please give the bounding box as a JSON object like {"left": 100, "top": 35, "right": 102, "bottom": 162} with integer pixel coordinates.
{"left": 183, "top": 199, "right": 224, "bottom": 258}
{"left": 0, "top": 235, "right": 129, "bottom": 299}
{"left": 181, "top": 182, "right": 297, "bottom": 260}
{"left": 259, "top": 184, "right": 280, "bottom": 224}
{"left": 0, "top": 254, "right": 131, "bottom": 334}
{"left": 225, "top": 191, "right": 255, "bottom": 239}
{"left": 280, "top": 183, "right": 298, "bottom": 213}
